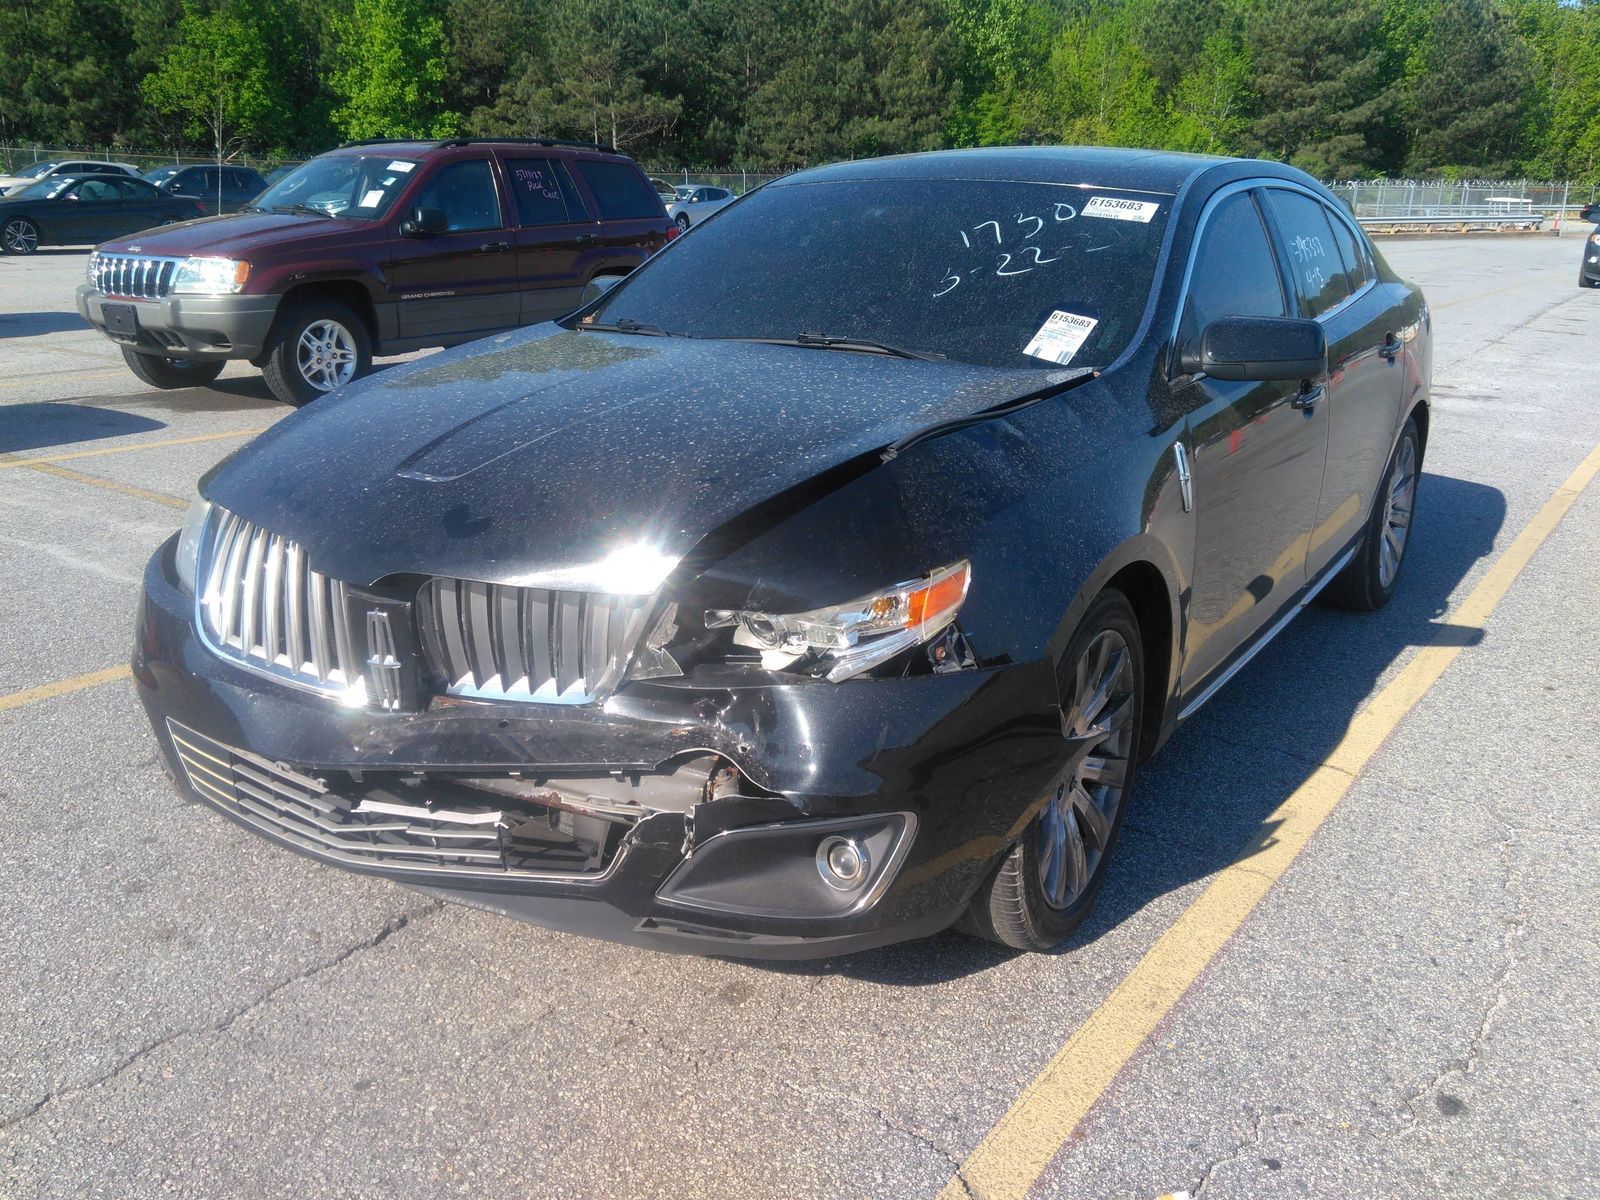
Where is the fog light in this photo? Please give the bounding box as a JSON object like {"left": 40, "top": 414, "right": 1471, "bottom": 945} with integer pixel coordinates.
{"left": 817, "top": 835, "right": 869, "bottom": 891}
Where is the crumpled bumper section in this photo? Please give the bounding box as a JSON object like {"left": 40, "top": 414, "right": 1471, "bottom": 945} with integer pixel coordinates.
{"left": 135, "top": 538, "right": 1067, "bottom": 957}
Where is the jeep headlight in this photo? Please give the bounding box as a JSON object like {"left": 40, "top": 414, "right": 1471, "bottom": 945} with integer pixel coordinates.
{"left": 707, "top": 561, "right": 970, "bottom": 682}
{"left": 174, "top": 497, "right": 211, "bottom": 592}
{"left": 170, "top": 257, "right": 250, "bottom": 295}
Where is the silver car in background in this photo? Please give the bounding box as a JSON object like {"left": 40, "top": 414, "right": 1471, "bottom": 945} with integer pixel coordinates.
{"left": 666, "top": 184, "right": 735, "bottom": 230}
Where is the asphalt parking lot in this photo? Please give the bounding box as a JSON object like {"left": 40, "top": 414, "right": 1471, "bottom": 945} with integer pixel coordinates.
{"left": 2, "top": 235, "right": 1597, "bottom": 1200}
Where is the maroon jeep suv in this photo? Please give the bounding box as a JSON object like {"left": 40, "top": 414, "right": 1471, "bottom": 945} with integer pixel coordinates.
{"left": 77, "top": 138, "right": 675, "bottom": 404}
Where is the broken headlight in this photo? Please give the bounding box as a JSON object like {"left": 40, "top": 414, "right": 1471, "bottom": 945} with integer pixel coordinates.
{"left": 705, "top": 561, "right": 970, "bottom": 682}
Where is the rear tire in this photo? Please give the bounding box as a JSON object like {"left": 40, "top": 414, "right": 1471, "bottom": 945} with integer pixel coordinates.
{"left": 261, "top": 299, "right": 370, "bottom": 406}
{"left": 1579, "top": 269, "right": 1599, "bottom": 289}
{"left": 1321, "top": 415, "right": 1421, "bottom": 611}
{"left": 960, "top": 590, "right": 1145, "bottom": 951}
{"left": 120, "top": 348, "right": 225, "bottom": 389}
{"left": 1, "top": 216, "right": 40, "bottom": 255}
{"left": 675, "top": 212, "right": 691, "bottom": 232}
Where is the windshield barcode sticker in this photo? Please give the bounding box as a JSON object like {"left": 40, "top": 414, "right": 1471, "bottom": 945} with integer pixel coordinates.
{"left": 1082, "top": 196, "right": 1159, "bottom": 223}
{"left": 1024, "top": 311, "right": 1098, "bottom": 364}
{"left": 358, "top": 189, "right": 386, "bottom": 208}
{"left": 387, "top": 161, "right": 416, "bottom": 173}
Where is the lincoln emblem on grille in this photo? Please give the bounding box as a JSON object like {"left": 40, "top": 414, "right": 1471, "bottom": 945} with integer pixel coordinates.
{"left": 365, "top": 610, "right": 403, "bottom": 710}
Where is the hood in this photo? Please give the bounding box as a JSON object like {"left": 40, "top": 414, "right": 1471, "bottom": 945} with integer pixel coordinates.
{"left": 97, "top": 211, "right": 378, "bottom": 257}
{"left": 204, "top": 324, "right": 1075, "bottom": 589}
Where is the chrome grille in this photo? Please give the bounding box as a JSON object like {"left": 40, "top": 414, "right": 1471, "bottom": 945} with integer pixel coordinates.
{"left": 92, "top": 253, "right": 181, "bottom": 300}
{"left": 419, "top": 577, "right": 653, "bottom": 704}
{"left": 167, "top": 721, "right": 620, "bottom": 878}
{"left": 198, "top": 506, "right": 367, "bottom": 703}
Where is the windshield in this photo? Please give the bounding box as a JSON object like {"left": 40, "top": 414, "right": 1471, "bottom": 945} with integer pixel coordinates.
{"left": 252, "top": 154, "right": 420, "bottom": 218}
{"left": 144, "top": 167, "right": 179, "bottom": 184}
{"left": 582, "top": 178, "right": 1172, "bottom": 370}
{"left": 16, "top": 162, "right": 58, "bottom": 180}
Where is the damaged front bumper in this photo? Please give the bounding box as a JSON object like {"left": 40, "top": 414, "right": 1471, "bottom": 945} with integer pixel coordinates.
{"left": 134, "top": 538, "right": 1067, "bottom": 958}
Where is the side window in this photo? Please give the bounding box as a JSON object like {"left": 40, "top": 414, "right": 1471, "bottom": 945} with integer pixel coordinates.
{"left": 413, "top": 159, "right": 503, "bottom": 233}
{"left": 78, "top": 180, "right": 116, "bottom": 202}
{"left": 503, "top": 157, "right": 585, "bottom": 226}
{"left": 1262, "top": 189, "right": 1352, "bottom": 317}
{"left": 170, "top": 170, "right": 203, "bottom": 196}
{"left": 576, "top": 160, "right": 662, "bottom": 221}
{"left": 1324, "top": 207, "right": 1372, "bottom": 293}
{"left": 1178, "top": 191, "right": 1286, "bottom": 346}
{"left": 110, "top": 178, "right": 148, "bottom": 200}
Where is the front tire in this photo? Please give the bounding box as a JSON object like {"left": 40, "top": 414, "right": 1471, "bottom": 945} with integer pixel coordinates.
{"left": 961, "top": 590, "right": 1145, "bottom": 951}
{"left": 1, "top": 216, "right": 40, "bottom": 255}
{"left": 261, "top": 299, "right": 370, "bottom": 406}
{"left": 1322, "top": 415, "right": 1421, "bottom": 611}
{"left": 1579, "top": 269, "right": 1599, "bottom": 289}
{"left": 675, "top": 213, "right": 691, "bottom": 232}
{"left": 120, "top": 348, "right": 225, "bottom": 389}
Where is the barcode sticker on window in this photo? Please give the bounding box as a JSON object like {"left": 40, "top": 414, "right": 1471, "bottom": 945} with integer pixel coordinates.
{"left": 387, "top": 161, "right": 416, "bottom": 173}
{"left": 1023, "top": 311, "right": 1098, "bottom": 364}
{"left": 358, "top": 189, "right": 386, "bottom": 208}
{"left": 1082, "top": 196, "right": 1160, "bottom": 223}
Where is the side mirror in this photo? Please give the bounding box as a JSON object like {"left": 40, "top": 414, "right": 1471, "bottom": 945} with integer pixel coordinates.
{"left": 1580, "top": 202, "right": 1598, "bottom": 224}
{"left": 400, "top": 206, "right": 447, "bottom": 238}
{"left": 1180, "top": 316, "right": 1326, "bottom": 382}
{"left": 581, "top": 274, "right": 626, "bottom": 306}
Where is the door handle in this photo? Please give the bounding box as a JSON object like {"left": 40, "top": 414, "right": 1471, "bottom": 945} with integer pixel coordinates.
{"left": 1378, "top": 333, "right": 1401, "bottom": 360}
{"left": 575, "top": 234, "right": 601, "bottom": 246}
{"left": 478, "top": 240, "right": 512, "bottom": 253}
{"left": 1292, "top": 383, "right": 1324, "bottom": 410}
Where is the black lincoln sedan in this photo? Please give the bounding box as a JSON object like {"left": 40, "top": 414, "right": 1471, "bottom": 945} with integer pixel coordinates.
{"left": 0, "top": 173, "right": 205, "bottom": 254}
{"left": 134, "top": 147, "right": 1431, "bottom": 957}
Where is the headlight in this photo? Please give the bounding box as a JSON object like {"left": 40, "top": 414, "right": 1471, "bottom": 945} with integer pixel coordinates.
{"left": 174, "top": 497, "right": 211, "bottom": 593}
{"left": 707, "top": 561, "right": 970, "bottom": 682}
{"left": 85, "top": 251, "right": 98, "bottom": 285}
{"left": 170, "top": 257, "right": 250, "bottom": 295}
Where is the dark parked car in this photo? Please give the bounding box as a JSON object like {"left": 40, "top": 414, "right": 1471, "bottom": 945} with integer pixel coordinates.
{"left": 143, "top": 164, "right": 269, "bottom": 215}
{"left": 77, "top": 138, "right": 674, "bottom": 404}
{"left": 0, "top": 174, "right": 205, "bottom": 255}
{"left": 1579, "top": 202, "right": 1599, "bottom": 288}
{"left": 134, "top": 147, "right": 1431, "bottom": 957}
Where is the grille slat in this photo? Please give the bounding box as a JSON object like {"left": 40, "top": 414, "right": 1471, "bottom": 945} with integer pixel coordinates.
{"left": 92, "top": 253, "right": 182, "bottom": 300}
{"left": 198, "top": 506, "right": 363, "bottom": 700}
{"left": 421, "top": 578, "right": 651, "bottom": 705}
{"left": 168, "top": 721, "right": 620, "bottom": 879}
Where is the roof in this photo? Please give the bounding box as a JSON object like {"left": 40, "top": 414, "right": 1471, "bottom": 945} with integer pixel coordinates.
{"left": 776, "top": 146, "right": 1253, "bottom": 195}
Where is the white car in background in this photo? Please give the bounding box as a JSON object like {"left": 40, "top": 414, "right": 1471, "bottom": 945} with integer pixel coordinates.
{"left": 0, "top": 159, "right": 140, "bottom": 196}
{"left": 665, "top": 184, "right": 735, "bottom": 230}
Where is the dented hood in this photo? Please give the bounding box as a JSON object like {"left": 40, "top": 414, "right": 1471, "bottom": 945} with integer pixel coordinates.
{"left": 205, "top": 324, "right": 1072, "bottom": 588}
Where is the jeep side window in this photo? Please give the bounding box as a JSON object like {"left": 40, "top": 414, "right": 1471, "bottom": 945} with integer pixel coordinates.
{"left": 504, "top": 157, "right": 585, "bottom": 226}
{"left": 414, "top": 159, "right": 503, "bottom": 234}
{"left": 576, "top": 160, "right": 662, "bottom": 221}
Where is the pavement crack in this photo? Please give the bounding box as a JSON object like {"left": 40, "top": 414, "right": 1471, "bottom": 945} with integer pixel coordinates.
{"left": 781, "top": 1079, "right": 972, "bottom": 1190}
{"left": 0, "top": 900, "right": 442, "bottom": 1132}
{"left": 1191, "top": 1107, "right": 1290, "bottom": 1194}
{"left": 1392, "top": 821, "right": 1527, "bottom": 1135}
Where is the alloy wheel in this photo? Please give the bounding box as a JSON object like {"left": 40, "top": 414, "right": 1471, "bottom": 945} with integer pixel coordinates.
{"left": 1379, "top": 435, "right": 1417, "bottom": 588}
{"left": 295, "top": 319, "right": 357, "bottom": 393}
{"left": 1037, "top": 628, "right": 1136, "bottom": 909}
{"left": 2, "top": 219, "right": 38, "bottom": 254}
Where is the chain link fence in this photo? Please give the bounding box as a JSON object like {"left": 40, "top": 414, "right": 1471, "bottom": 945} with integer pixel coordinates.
{"left": 1328, "top": 179, "right": 1600, "bottom": 232}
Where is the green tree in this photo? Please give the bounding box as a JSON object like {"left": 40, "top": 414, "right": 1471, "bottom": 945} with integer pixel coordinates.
{"left": 143, "top": 3, "right": 277, "bottom": 159}
{"left": 1242, "top": 0, "right": 1400, "bottom": 176}
{"left": 330, "top": 0, "right": 458, "bottom": 140}
{"left": 1402, "top": 0, "right": 1531, "bottom": 174}
{"left": 1168, "top": 31, "right": 1255, "bottom": 154}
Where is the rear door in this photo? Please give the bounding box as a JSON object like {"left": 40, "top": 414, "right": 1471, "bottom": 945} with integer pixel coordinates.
{"left": 1260, "top": 187, "right": 1405, "bottom": 580}
{"left": 503, "top": 154, "right": 595, "bottom": 323}
{"left": 1173, "top": 186, "right": 1331, "bottom": 696}
{"left": 103, "top": 178, "right": 171, "bottom": 237}
{"left": 570, "top": 158, "right": 669, "bottom": 268}
{"left": 388, "top": 155, "right": 521, "bottom": 339}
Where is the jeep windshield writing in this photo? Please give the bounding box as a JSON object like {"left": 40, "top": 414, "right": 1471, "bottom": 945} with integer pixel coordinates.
{"left": 582, "top": 178, "right": 1172, "bottom": 370}
{"left": 252, "top": 155, "right": 419, "bottom": 219}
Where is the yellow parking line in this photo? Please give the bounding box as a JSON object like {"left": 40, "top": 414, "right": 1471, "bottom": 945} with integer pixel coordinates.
{"left": 937, "top": 437, "right": 1600, "bottom": 1200}
{"left": 0, "top": 665, "right": 132, "bottom": 715}
{"left": 1, "top": 456, "right": 187, "bottom": 509}
{"left": 0, "top": 427, "right": 265, "bottom": 470}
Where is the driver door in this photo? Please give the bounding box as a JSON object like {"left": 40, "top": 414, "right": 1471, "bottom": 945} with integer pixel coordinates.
{"left": 1173, "top": 188, "right": 1331, "bottom": 698}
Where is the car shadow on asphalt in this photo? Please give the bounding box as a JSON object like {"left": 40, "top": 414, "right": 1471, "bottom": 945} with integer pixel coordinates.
{"left": 0, "top": 311, "right": 91, "bottom": 338}
{"left": 0, "top": 401, "right": 164, "bottom": 454}
{"left": 762, "top": 470, "right": 1507, "bottom": 984}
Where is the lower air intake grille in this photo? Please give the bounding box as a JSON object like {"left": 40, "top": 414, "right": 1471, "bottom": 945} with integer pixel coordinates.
{"left": 167, "top": 721, "right": 623, "bottom": 879}
{"left": 418, "top": 577, "right": 653, "bottom": 705}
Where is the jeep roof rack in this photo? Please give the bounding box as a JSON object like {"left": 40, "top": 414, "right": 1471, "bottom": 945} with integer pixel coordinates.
{"left": 433, "top": 137, "right": 619, "bottom": 154}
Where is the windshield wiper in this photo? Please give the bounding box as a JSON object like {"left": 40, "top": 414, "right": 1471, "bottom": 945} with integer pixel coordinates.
{"left": 277, "top": 203, "right": 331, "bottom": 218}
{"left": 238, "top": 204, "right": 268, "bottom": 214}
{"left": 721, "top": 332, "right": 942, "bottom": 361}
{"left": 577, "top": 318, "right": 686, "bottom": 337}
